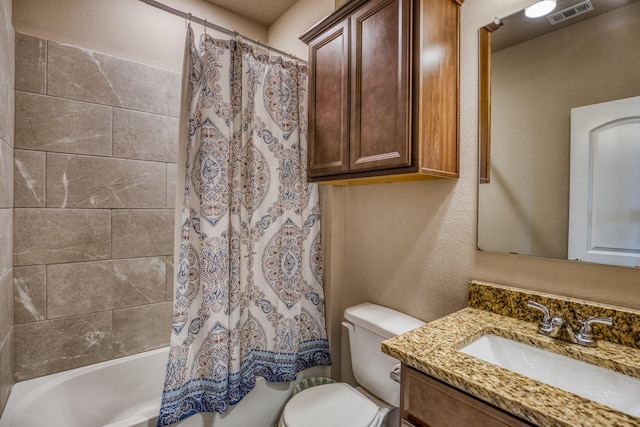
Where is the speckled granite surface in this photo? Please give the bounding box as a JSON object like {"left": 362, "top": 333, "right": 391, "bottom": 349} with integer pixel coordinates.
{"left": 469, "top": 280, "right": 640, "bottom": 349}
{"left": 382, "top": 281, "right": 640, "bottom": 427}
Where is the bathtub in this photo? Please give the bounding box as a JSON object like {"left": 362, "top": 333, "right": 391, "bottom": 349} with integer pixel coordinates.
{"left": 0, "top": 347, "right": 324, "bottom": 427}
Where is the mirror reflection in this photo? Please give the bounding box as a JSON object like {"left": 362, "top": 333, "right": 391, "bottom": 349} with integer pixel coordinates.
{"left": 477, "top": 0, "right": 640, "bottom": 267}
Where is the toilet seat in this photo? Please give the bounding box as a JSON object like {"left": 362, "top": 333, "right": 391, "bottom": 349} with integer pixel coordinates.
{"left": 280, "top": 382, "right": 383, "bottom": 427}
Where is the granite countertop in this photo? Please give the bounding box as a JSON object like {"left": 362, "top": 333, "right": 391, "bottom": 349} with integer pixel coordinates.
{"left": 382, "top": 306, "right": 640, "bottom": 427}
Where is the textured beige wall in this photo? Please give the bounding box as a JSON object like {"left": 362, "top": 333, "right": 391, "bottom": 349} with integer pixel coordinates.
{"left": 340, "top": 0, "right": 640, "bottom": 312}
{"left": 479, "top": 3, "right": 640, "bottom": 259}
{"left": 9, "top": 0, "right": 640, "bottom": 391}
{"left": 334, "top": 0, "right": 640, "bottom": 380}
{"left": 268, "top": 0, "right": 334, "bottom": 60}
{"left": 12, "top": 0, "right": 268, "bottom": 73}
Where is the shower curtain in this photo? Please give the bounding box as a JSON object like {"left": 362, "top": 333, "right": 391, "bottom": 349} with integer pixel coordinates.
{"left": 157, "top": 26, "right": 331, "bottom": 426}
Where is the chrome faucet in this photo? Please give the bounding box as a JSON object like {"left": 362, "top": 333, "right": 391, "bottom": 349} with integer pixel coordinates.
{"left": 527, "top": 301, "right": 613, "bottom": 347}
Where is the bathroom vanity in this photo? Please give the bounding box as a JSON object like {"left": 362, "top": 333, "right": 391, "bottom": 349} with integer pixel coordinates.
{"left": 383, "top": 281, "right": 640, "bottom": 427}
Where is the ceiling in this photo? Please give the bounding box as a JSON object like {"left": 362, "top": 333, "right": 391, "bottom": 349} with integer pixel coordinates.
{"left": 202, "top": 0, "right": 299, "bottom": 26}
{"left": 492, "top": 0, "right": 638, "bottom": 51}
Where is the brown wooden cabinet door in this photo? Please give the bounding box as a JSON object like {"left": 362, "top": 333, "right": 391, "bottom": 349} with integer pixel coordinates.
{"left": 415, "top": 0, "right": 460, "bottom": 178}
{"left": 349, "top": 0, "right": 411, "bottom": 172}
{"left": 401, "top": 366, "right": 535, "bottom": 427}
{"left": 307, "top": 19, "right": 350, "bottom": 178}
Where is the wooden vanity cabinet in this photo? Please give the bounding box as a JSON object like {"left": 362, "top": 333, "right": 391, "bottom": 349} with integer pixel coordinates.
{"left": 400, "top": 365, "right": 535, "bottom": 427}
{"left": 301, "top": 0, "right": 462, "bottom": 184}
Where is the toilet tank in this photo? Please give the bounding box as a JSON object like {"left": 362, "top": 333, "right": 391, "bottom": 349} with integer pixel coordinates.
{"left": 343, "top": 303, "right": 425, "bottom": 407}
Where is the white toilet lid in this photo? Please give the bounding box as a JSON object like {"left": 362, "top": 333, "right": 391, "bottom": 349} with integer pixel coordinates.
{"left": 282, "top": 382, "right": 380, "bottom": 427}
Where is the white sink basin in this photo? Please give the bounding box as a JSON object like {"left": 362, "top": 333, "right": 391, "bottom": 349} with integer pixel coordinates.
{"left": 460, "top": 334, "right": 640, "bottom": 418}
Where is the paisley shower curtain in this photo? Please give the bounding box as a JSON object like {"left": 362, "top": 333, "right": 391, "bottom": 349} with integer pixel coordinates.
{"left": 157, "top": 26, "right": 331, "bottom": 426}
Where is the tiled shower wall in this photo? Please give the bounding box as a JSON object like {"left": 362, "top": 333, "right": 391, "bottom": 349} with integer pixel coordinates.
{"left": 12, "top": 33, "right": 180, "bottom": 381}
{"left": 0, "top": 0, "right": 15, "bottom": 413}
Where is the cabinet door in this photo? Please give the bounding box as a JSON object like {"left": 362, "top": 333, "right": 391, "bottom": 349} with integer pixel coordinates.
{"left": 307, "top": 20, "right": 350, "bottom": 177}
{"left": 350, "top": 0, "right": 412, "bottom": 172}
{"left": 401, "top": 366, "right": 534, "bottom": 427}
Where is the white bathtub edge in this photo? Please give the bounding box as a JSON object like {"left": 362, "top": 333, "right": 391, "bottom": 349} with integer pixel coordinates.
{"left": 0, "top": 347, "right": 169, "bottom": 427}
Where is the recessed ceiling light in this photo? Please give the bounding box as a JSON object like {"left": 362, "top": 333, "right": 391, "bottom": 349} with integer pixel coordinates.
{"left": 525, "top": 0, "right": 557, "bottom": 18}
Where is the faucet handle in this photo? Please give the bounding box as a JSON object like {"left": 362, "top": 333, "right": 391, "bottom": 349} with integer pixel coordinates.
{"left": 575, "top": 316, "right": 613, "bottom": 347}
{"left": 527, "top": 301, "right": 554, "bottom": 334}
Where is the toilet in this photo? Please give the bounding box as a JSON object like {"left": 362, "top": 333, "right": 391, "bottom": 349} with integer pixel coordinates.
{"left": 279, "top": 303, "right": 425, "bottom": 427}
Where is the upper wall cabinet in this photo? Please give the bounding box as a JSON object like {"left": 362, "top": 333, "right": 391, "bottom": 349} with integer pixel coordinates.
{"left": 301, "top": 0, "right": 463, "bottom": 185}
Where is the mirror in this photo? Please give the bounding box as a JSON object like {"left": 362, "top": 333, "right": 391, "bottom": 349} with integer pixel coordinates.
{"left": 477, "top": 0, "right": 640, "bottom": 268}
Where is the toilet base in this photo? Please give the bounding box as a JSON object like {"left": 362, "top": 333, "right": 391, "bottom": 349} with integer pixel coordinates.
{"left": 277, "top": 383, "right": 394, "bottom": 427}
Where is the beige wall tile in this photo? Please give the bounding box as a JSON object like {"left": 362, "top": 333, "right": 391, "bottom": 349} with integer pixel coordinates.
{"left": 13, "top": 265, "right": 45, "bottom": 324}
{"left": 14, "top": 312, "right": 112, "bottom": 380}
{"left": 0, "top": 0, "right": 13, "bottom": 87}
{"left": 112, "top": 209, "right": 174, "bottom": 258}
{"left": 0, "top": 208, "right": 12, "bottom": 276}
{"left": 15, "top": 91, "right": 112, "bottom": 156}
{"left": 0, "top": 330, "right": 13, "bottom": 414}
{"left": 7, "top": 37, "right": 182, "bottom": 382}
{"left": 0, "top": 0, "right": 12, "bottom": 153}
{"left": 113, "top": 302, "right": 172, "bottom": 358}
{"left": 46, "top": 154, "right": 166, "bottom": 208}
{"left": 165, "top": 255, "right": 174, "bottom": 302}
{"left": 0, "top": 269, "right": 12, "bottom": 340}
{"left": 166, "top": 71, "right": 181, "bottom": 118}
{"left": 6, "top": 27, "right": 184, "bottom": 387}
{"left": 14, "top": 208, "right": 111, "bottom": 266}
{"left": 47, "top": 257, "right": 167, "bottom": 318}
{"left": 166, "top": 163, "right": 176, "bottom": 208}
{"left": 14, "top": 149, "right": 45, "bottom": 208}
{"left": 0, "top": 140, "right": 13, "bottom": 207}
{"left": 15, "top": 33, "right": 46, "bottom": 94}
{"left": 47, "top": 42, "right": 177, "bottom": 116}
{"left": 0, "top": 71, "right": 13, "bottom": 148}
{"left": 113, "top": 109, "right": 178, "bottom": 162}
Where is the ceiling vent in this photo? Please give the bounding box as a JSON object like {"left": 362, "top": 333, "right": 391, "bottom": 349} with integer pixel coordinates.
{"left": 547, "top": 0, "right": 594, "bottom": 24}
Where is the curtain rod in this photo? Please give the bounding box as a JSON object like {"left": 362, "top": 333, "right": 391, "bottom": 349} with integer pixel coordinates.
{"left": 138, "top": 0, "right": 307, "bottom": 64}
